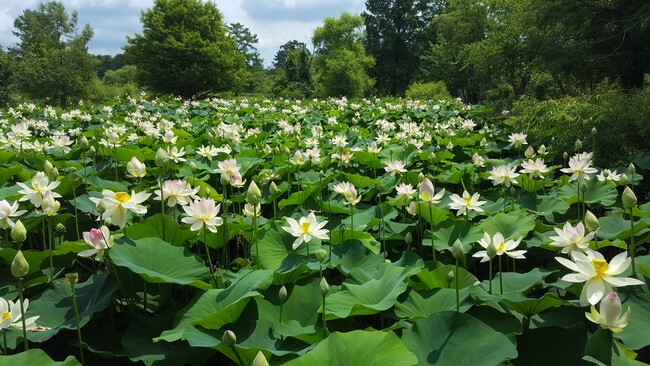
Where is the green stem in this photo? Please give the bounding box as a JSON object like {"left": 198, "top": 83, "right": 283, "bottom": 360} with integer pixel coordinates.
{"left": 72, "top": 184, "right": 80, "bottom": 241}
{"left": 48, "top": 218, "right": 53, "bottom": 283}
{"left": 499, "top": 255, "right": 504, "bottom": 295}
{"left": 322, "top": 294, "right": 329, "bottom": 335}
{"left": 232, "top": 347, "right": 244, "bottom": 366}
{"left": 488, "top": 259, "right": 493, "bottom": 295}
{"left": 429, "top": 203, "right": 437, "bottom": 268}
{"left": 70, "top": 282, "right": 86, "bottom": 365}
{"left": 159, "top": 180, "right": 166, "bottom": 241}
{"left": 106, "top": 253, "right": 134, "bottom": 315}
{"left": 204, "top": 229, "right": 216, "bottom": 286}
{"left": 18, "top": 279, "right": 27, "bottom": 350}
{"left": 629, "top": 208, "right": 636, "bottom": 277}
{"left": 143, "top": 282, "right": 148, "bottom": 315}
{"left": 2, "top": 328, "right": 6, "bottom": 355}
{"left": 455, "top": 259, "right": 460, "bottom": 312}
{"left": 253, "top": 206, "right": 260, "bottom": 268}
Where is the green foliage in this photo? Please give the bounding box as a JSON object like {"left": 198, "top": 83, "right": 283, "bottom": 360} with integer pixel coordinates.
{"left": 405, "top": 81, "right": 451, "bottom": 100}
{"left": 311, "top": 13, "right": 374, "bottom": 98}
{"left": 272, "top": 43, "right": 314, "bottom": 98}
{"left": 102, "top": 65, "right": 137, "bottom": 86}
{"left": 10, "top": 1, "right": 100, "bottom": 107}
{"left": 0, "top": 47, "right": 11, "bottom": 107}
{"left": 123, "top": 0, "right": 248, "bottom": 98}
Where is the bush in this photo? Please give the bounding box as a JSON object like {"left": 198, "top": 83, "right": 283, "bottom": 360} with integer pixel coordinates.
{"left": 507, "top": 83, "right": 650, "bottom": 167}
{"left": 405, "top": 81, "right": 451, "bottom": 101}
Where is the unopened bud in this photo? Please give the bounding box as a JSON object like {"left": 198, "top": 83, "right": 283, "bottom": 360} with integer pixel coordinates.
{"left": 80, "top": 136, "right": 89, "bottom": 149}
{"left": 155, "top": 148, "right": 168, "bottom": 167}
{"left": 628, "top": 163, "right": 636, "bottom": 175}
{"left": 447, "top": 270, "right": 455, "bottom": 284}
{"left": 11, "top": 220, "right": 27, "bottom": 243}
{"left": 619, "top": 174, "right": 629, "bottom": 186}
{"left": 103, "top": 217, "right": 112, "bottom": 227}
{"left": 316, "top": 248, "right": 328, "bottom": 263}
{"left": 222, "top": 330, "right": 236, "bottom": 347}
{"left": 11, "top": 250, "right": 29, "bottom": 278}
{"left": 622, "top": 186, "right": 637, "bottom": 209}
{"left": 452, "top": 239, "right": 465, "bottom": 260}
{"left": 51, "top": 167, "right": 59, "bottom": 179}
{"left": 247, "top": 181, "right": 262, "bottom": 205}
{"left": 404, "top": 232, "right": 413, "bottom": 245}
{"left": 189, "top": 161, "right": 197, "bottom": 172}
{"left": 525, "top": 146, "right": 535, "bottom": 158}
{"left": 269, "top": 182, "right": 279, "bottom": 195}
{"left": 55, "top": 223, "right": 66, "bottom": 235}
{"left": 486, "top": 243, "right": 498, "bottom": 259}
{"left": 480, "top": 137, "right": 487, "bottom": 147}
{"left": 575, "top": 139, "right": 582, "bottom": 150}
{"left": 44, "top": 160, "right": 55, "bottom": 175}
{"left": 279, "top": 286, "right": 288, "bottom": 301}
{"left": 418, "top": 172, "right": 425, "bottom": 182}
{"left": 319, "top": 277, "right": 329, "bottom": 296}
{"left": 591, "top": 127, "right": 597, "bottom": 136}
{"left": 580, "top": 182, "right": 588, "bottom": 193}
{"left": 65, "top": 272, "right": 79, "bottom": 285}
{"left": 220, "top": 173, "right": 229, "bottom": 186}
{"left": 584, "top": 210, "right": 599, "bottom": 232}
{"left": 563, "top": 152, "right": 568, "bottom": 160}
{"left": 252, "top": 351, "right": 270, "bottom": 366}
{"left": 538, "top": 145, "right": 547, "bottom": 155}
{"left": 96, "top": 200, "right": 107, "bottom": 215}
{"left": 89, "top": 146, "right": 96, "bottom": 155}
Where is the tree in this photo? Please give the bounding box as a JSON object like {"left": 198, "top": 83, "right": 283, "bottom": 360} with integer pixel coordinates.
{"left": 95, "top": 54, "right": 129, "bottom": 78}
{"left": 0, "top": 47, "right": 12, "bottom": 106}
{"left": 272, "top": 40, "right": 308, "bottom": 70}
{"left": 11, "top": 1, "right": 99, "bottom": 107}
{"left": 311, "top": 13, "right": 374, "bottom": 98}
{"left": 124, "top": 0, "right": 248, "bottom": 98}
{"left": 228, "top": 22, "right": 263, "bottom": 69}
{"left": 364, "top": 0, "right": 445, "bottom": 95}
{"left": 271, "top": 41, "right": 313, "bottom": 98}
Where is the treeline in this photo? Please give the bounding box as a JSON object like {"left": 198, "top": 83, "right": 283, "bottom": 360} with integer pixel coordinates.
{"left": 0, "top": 0, "right": 648, "bottom": 110}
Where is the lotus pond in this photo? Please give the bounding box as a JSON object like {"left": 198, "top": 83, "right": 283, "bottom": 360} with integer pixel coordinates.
{"left": 0, "top": 97, "right": 648, "bottom": 365}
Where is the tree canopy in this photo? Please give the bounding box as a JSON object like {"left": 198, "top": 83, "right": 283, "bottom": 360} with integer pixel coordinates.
{"left": 124, "top": 0, "right": 248, "bottom": 98}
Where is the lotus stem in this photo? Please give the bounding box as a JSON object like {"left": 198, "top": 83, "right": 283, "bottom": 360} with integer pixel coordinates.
{"left": 204, "top": 228, "right": 216, "bottom": 286}
{"left": 429, "top": 203, "right": 437, "bottom": 268}
{"left": 253, "top": 206, "right": 260, "bottom": 269}
{"left": 18, "top": 279, "right": 27, "bottom": 350}
{"left": 455, "top": 259, "right": 460, "bottom": 312}
{"left": 69, "top": 279, "right": 85, "bottom": 365}
{"left": 629, "top": 208, "right": 636, "bottom": 277}
{"left": 488, "top": 258, "right": 493, "bottom": 295}
{"left": 499, "top": 255, "right": 504, "bottom": 295}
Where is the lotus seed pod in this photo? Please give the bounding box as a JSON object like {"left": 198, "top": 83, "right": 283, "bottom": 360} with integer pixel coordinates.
{"left": 316, "top": 248, "right": 328, "bottom": 263}
{"left": 222, "top": 330, "right": 237, "bottom": 347}
{"left": 279, "top": 286, "right": 288, "bottom": 301}
{"left": 451, "top": 239, "right": 465, "bottom": 261}
{"left": 11, "top": 220, "right": 27, "bottom": 243}
{"left": 252, "top": 351, "right": 270, "bottom": 366}
{"left": 247, "top": 181, "right": 262, "bottom": 205}
{"left": 584, "top": 210, "right": 599, "bottom": 232}
{"left": 11, "top": 250, "right": 29, "bottom": 278}
{"left": 65, "top": 272, "right": 79, "bottom": 285}
{"left": 622, "top": 186, "right": 637, "bottom": 209}
{"left": 404, "top": 232, "right": 413, "bottom": 245}
{"left": 319, "top": 277, "right": 330, "bottom": 296}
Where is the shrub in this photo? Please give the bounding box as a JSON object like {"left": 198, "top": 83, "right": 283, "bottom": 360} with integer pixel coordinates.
{"left": 405, "top": 81, "right": 451, "bottom": 101}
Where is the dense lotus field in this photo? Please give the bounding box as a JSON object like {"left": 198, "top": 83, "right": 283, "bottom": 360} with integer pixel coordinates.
{"left": 0, "top": 96, "right": 647, "bottom": 365}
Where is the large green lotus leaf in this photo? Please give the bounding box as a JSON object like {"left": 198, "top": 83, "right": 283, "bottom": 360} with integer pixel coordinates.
{"left": 411, "top": 265, "right": 480, "bottom": 290}
{"left": 127, "top": 213, "right": 198, "bottom": 245}
{"left": 0, "top": 348, "right": 80, "bottom": 366}
{"left": 501, "top": 293, "right": 570, "bottom": 318}
{"left": 421, "top": 219, "right": 483, "bottom": 252}
{"left": 112, "top": 146, "right": 151, "bottom": 163}
{"left": 478, "top": 268, "right": 551, "bottom": 295}
{"left": 557, "top": 180, "right": 618, "bottom": 206}
{"left": 615, "top": 286, "right": 650, "bottom": 350}
{"left": 278, "top": 185, "right": 319, "bottom": 208}
{"left": 254, "top": 221, "right": 324, "bottom": 270}
{"left": 282, "top": 330, "right": 417, "bottom": 366}
{"left": 416, "top": 203, "right": 451, "bottom": 226}
{"left": 329, "top": 229, "right": 380, "bottom": 254}
{"left": 345, "top": 172, "right": 381, "bottom": 188}
{"left": 467, "top": 305, "right": 523, "bottom": 337}
{"left": 394, "top": 288, "right": 474, "bottom": 319}
{"left": 86, "top": 175, "right": 129, "bottom": 192}
{"left": 517, "top": 193, "right": 570, "bottom": 218}
{"left": 325, "top": 265, "right": 416, "bottom": 320}
{"left": 122, "top": 312, "right": 214, "bottom": 366}
{"left": 478, "top": 211, "right": 536, "bottom": 241}
{"left": 156, "top": 269, "right": 274, "bottom": 343}
{"left": 0, "top": 184, "right": 22, "bottom": 201}
{"left": 401, "top": 311, "right": 517, "bottom": 366}
{"left": 330, "top": 241, "right": 388, "bottom": 281}
{"left": 5, "top": 272, "right": 116, "bottom": 347}
{"left": 583, "top": 329, "right": 647, "bottom": 366}
{"left": 110, "top": 237, "right": 211, "bottom": 290}
{"left": 339, "top": 206, "right": 381, "bottom": 230}
{"left": 0, "top": 164, "right": 23, "bottom": 185}
{"left": 515, "top": 325, "right": 588, "bottom": 365}
{"left": 597, "top": 214, "right": 649, "bottom": 241}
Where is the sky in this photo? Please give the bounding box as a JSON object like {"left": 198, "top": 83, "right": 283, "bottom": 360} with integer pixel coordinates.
{"left": 0, "top": 0, "right": 366, "bottom": 66}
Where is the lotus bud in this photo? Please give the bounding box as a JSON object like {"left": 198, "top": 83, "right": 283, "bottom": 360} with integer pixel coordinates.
{"left": 11, "top": 220, "right": 27, "bottom": 243}
{"left": 419, "top": 177, "right": 435, "bottom": 202}
{"left": 155, "top": 148, "right": 168, "bottom": 167}
{"left": 406, "top": 201, "right": 417, "bottom": 216}
{"left": 69, "top": 169, "right": 79, "bottom": 182}
{"left": 538, "top": 145, "right": 547, "bottom": 155}
{"left": 580, "top": 182, "right": 588, "bottom": 193}
{"left": 525, "top": 146, "right": 535, "bottom": 158}
{"left": 563, "top": 151, "right": 568, "bottom": 160}
{"left": 480, "top": 137, "right": 487, "bottom": 146}
{"left": 279, "top": 285, "right": 288, "bottom": 301}
{"left": 447, "top": 270, "right": 455, "bottom": 284}
{"left": 591, "top": 127, "right": 597, "bottom": 136}
{"left": 283, "top": 146, "right": 291, "bottom": 155}
{"left": 89, "top": 146, "right": 96, "bottom": 155}
{"left": 252, "top": 351, "right": 270, "bottom": 366}
{"left": 404, "top": 232, "right": 413, "bottom": 245}
{"left": 51, "top": 167, "right": 59, "bottom": 179}
{"left": 65, "top": 272, "right": 79, "bottom": 285}
{"left": 79, "top": 136, "right": 89, "bottom": 149}
{"left": 263, "top": 144, "right": 272, "bottom": 154}
{"left": 601, "top": 291, "right": 623, "bottom": 327}
{"left": 584, "top": 210, "right": 599, "bottom": 232}
{"left": 619, "top": 174, "right": 629, "bottom": 186}
{"left": 103, "top": 216, "right": 112, "bottom": 227}
{"left": 319, "top": 277, "right": 330, "bottom": 296}
{"left": 189, "top": 161, "right": 197, "bottom": 172}
{"left": 628, "top": 163, "right": 635, "bottom": 175}
{"left": 486, "top": 242, "right": 498, "bottom": 259}
{"left": 96, "top": 200, "right": 107, "bottom": 215}
{"left": 222, "top": 330, "right": 237, "bottom": 347}
{"left": 247, "top": 181, "right": 262, "bottom": 205}
{"left": 316, "top": 248, "right": 328, "bottom": 263}
{"left": 269, "top": 181, "right": 279, "bottom": 195}
{"left": 622, "top": 186, "right": 637, "bottom": 209}
{"left": 428, "top": 152, "right": 436, "bottom": 162}
{"left": 418, "top": 172, "right": 425, "bottom": 182}
{"left": 575, "top": 139, "right": 582, "bottom": 150}
{"left": 220, "top": 173, "right": 229, "bottom": 186}
{"left": 446, "top": 141, "right": 454, "bottom": 150}
{"left": 44, "top": 160, "right": 55, "bottom": 175}
{"left": 452, "top": 239, "right": 465, "bottom": 260}
{"left": 11, "top": 250, "right": 29, "bottom": 278}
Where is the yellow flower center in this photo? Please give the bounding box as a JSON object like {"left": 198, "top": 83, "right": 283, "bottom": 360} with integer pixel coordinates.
{"left": 464, "top": 197, "right": 472, "bottom": 205}
{"left": 113, "top": 192, "right": 131, "bottom": 203}
{"left": 1, "top": 311, "right": 10, "bottom": 322}
{"left": 592, "top": 258, "right": 609, "bottom": 277}
{"left": 497, "top": 242, "right": 506, "bottom": 252}
{"left": 300, "top": 222, "right": 311, "bottom": 234}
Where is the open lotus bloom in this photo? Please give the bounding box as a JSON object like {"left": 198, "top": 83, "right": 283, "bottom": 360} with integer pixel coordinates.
{"left": 0, "top": 297, "right": 40, "bottom": 331}
{"left": 282, "top": 212, "right": 329, "bottom": 250}
{"left": 585, "top": 291, "right": 631, "bottom": 333}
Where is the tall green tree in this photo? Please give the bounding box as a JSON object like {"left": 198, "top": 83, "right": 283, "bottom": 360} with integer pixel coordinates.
{"left": 311, "top": 13, "right": 374, "bottom": 98}
{"left": 124, "top": 0, "right": 248, "bottom": 98}
{"left": 272, "top": 44, "right": 313, "bottom": 98}
{"left": 11, "top": 1, "right": 99, "bottom": 107}
{"left": 228, "top": 22, "right": 263, "bottom": 69}
{"left": 0, "top": 47, "right": 12, "bottom": 106}
{"left": 364, "top": 0, "right": 445, "bottom": 95}
{"left": 272, "top": 40, "right": 307, "bottom": 70}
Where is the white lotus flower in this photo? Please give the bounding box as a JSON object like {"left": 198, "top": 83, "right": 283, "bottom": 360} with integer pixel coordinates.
{"left": 154, "top": 179, "right": 198, "bottom": 207}
{"left": 419, "top": 177, "right": 445, "bottom": 204}
{"left": 586, "top": 291, "right": 631, "bottom": 333}
{"left": 448, "top": 190, "right": 485, "bottom": 216}
{"left": 282, "top": 212, "right": 329, "bottom": 250}
{"left": 561, "top": 152, "right": 597, "bottom": 182}
{"left": 520, "top": 158, "right": 549, "bottom": 179}
{"left": 182, "top": 198, "right": 224, "bottom": 233}
{"left": 0, "top": 199, "right": 26, "bottom": 229}
{"left": 473, "top": 232, "right": 527, "bottom": 263}
{"left": 488, "top": 163, "right": 520, "bottom": 187}
{"left": 0, "top": 297, "right": 39, "bottom": 331}
{"left": 90, "top": 189, "right": 151, "bottom": 228}
{"left": 384, "top": 160, "right": 407, "bottom": 176}
{"left": 17, "top": 172, "right": 62, "bottom": 208}
{"left": 549, "top": 221, "right": 594, "bottom": 255}
{"left": 79, "top": 225, "right": 114, "bottom": 258}
{"left": 126, "top": 156, "right": 146, "bottom": 178}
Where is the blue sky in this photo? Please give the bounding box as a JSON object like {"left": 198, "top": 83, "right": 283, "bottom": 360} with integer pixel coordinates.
{"left": 0, "top": 0, "right": 366, "bottom": 66}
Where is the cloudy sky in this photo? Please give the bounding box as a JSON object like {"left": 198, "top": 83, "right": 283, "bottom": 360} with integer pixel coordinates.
{"left": 0, "top": 0, "right": 366, "bottom": 66}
